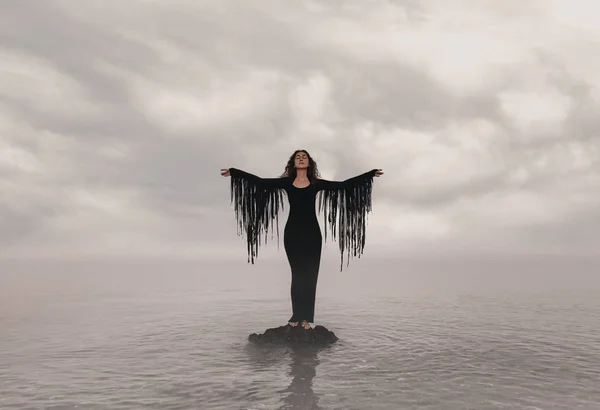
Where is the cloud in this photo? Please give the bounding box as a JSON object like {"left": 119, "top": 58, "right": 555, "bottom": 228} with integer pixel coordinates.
{"left": 0, "top": 0, "right": 598, "bottom": 260}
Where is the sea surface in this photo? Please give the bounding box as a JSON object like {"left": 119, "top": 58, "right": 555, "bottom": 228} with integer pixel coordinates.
{"left": 1, "top": 255, "right": 599, "bottom": 410}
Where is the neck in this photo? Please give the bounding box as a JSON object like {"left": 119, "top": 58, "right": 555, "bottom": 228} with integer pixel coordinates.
{"left": 295, "top": 168, "right": 308, "bottom": 179}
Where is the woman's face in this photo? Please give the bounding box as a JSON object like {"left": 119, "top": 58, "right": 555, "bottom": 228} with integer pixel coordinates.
{"left": 294, "top": 151, "right": 309, "bottom": 169}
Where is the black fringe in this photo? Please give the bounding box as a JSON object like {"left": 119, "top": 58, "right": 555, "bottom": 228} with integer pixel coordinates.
{"left": 230, "top": 174, "right": 285, "bottom": 265}
{"left": 318, "top": 171, "right": 376, "bottom": 271}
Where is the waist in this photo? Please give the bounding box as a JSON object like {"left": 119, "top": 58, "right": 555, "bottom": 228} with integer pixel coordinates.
{"left": 287, "top": 211, "right": 318, "bottom": 222}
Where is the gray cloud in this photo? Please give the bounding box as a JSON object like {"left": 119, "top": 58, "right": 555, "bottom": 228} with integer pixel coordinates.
{"left": 1, "top": 0, "right": 599, "bottom": 259}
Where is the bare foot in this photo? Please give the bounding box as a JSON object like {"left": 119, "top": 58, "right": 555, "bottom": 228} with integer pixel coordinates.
{"left": 289, "top": 321, "right": 299, "bottom": 327}
{"left": 301, "top": 320, "right": 311, "bottom": 330}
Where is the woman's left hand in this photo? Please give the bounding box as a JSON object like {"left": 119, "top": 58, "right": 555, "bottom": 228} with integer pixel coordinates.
{"left": 374, "top": 169, "right": 384, "bottom": 177}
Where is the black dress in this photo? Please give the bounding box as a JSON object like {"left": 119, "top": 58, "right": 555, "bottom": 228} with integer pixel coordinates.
{"left": 228, "top": 168, "right": 378, "bottom": 323}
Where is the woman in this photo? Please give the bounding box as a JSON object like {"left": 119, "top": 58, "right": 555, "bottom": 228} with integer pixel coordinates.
{"left": 221, "top": 150, "right": 383, "bottom": 329}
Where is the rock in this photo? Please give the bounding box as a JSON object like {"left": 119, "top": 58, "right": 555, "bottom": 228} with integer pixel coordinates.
{"left": 248, "top": 324, "right": 339, "bottom": 345}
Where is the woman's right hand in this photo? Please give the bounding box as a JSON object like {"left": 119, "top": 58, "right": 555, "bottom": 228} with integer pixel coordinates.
{"left": 220, "top": 168, "right": 231, "bottom": 177}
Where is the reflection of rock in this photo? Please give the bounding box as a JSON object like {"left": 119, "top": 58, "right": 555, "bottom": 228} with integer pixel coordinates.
{"left": 249, "top": 324, "right": 338, "bottom": 345}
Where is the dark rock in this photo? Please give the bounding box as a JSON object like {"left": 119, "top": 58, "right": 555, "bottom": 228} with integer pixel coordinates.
{"left": 248, "top": 324, "right": 339, "bottom": 345}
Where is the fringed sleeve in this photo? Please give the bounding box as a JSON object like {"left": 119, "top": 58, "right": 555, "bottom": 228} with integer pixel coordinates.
{"left": 316, "top": 169, "right": 378, "bottom": 271}
{"left": 228, "top": 168, "right": 288, "bottom": 265}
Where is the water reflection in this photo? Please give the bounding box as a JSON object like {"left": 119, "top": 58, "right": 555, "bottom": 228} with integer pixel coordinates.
{"left": 277, "top": 345, "right": 322, "bottom": 410}
{"left": 244, "top": 342, "right": 324, "bottom": 409}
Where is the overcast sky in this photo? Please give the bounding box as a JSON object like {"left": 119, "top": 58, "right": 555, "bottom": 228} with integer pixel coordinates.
{"left": 1, "top": 0, "right": 599, "bottom": 261}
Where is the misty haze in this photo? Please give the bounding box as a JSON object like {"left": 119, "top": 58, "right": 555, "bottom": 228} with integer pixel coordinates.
{"left": 1, "top": 1, "right": 600, "bottom": 409}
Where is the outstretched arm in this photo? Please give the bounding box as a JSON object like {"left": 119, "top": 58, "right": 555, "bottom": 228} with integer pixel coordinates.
{"left": 316, "top": 168, "right": 383, "bottom": 271}
{"left": 225, "top": 167, "right": 288, "bottom": 188}
{"left": 222, "top": 167, "right": 288, "bottom": 265}
{"left": 316, "top": 169, "right": 383, "bottom": 191}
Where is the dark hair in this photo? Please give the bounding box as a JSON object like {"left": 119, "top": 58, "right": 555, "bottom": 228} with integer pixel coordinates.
{"left": 281, "top": 149, "right": 321, "bottom": 183}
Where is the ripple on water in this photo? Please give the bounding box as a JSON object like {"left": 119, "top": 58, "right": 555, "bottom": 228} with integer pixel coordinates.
{"left": 2, "top": 271, "right": 600, "bottom": 410}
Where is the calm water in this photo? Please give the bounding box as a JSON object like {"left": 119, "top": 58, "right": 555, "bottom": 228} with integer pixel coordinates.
{"left": 1, "top": 256, "right": 599, "bottom": 410}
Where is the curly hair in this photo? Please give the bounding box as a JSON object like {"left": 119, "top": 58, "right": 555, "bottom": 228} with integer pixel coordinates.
{"left": 280, "top": 149, "right": 321, "bottom": 183}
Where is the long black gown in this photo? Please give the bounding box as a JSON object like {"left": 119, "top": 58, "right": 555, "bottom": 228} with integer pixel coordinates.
{"left": 228, "top": 167, "right": 378, "bottom": 323}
